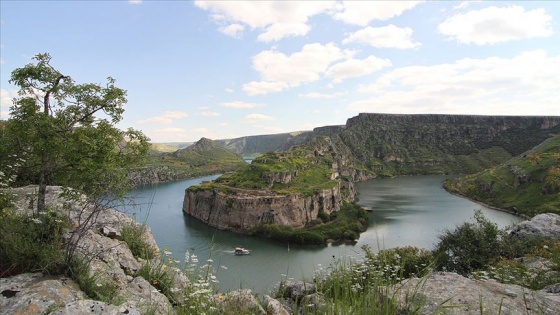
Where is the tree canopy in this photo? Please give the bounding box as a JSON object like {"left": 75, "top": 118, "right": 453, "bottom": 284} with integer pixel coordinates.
{"left": 1, "top": 53, "right": 149, "bottom": 213}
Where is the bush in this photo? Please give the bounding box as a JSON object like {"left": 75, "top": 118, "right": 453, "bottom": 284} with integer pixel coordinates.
{"left": 0, "top": 209, "right": 67, "bottom": 276}
{"left": 433, "top": 210, "right": 503, "bottom": 275}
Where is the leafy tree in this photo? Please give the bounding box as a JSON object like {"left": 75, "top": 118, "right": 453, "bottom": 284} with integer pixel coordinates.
{"left": 2, "top": 53, "right": 149, "bottom": 216}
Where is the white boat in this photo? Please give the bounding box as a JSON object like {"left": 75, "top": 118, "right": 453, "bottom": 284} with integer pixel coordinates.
{"left": 234, "top": 247, "right": 250, "bottom": 255}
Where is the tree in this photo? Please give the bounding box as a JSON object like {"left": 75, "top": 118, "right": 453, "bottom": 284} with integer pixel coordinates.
{"left": 3, "top": 53, "right": 149, "bottom": 216}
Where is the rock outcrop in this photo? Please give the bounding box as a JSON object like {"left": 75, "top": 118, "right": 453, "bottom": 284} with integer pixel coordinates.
{"left": 1, "top": 186, "right": 177, "bottom": 315}
{"left": 1, "top": 186, "right": 294, "bottom": 315}
{"left": 127, "top": 166, "right": 188, "bottom": 186}
{"left": 183, "top": 185, "right": 344, "bottom": 233}
{"left": 392, "top": 272, "right": 560, "bottom": 315}
{"left": 510, "top": 213, "right": 560, "bottom": 239}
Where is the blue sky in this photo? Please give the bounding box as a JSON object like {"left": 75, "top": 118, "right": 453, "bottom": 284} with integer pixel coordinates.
{"left": 1, "top": 1, "right": 559, "bottom": 143}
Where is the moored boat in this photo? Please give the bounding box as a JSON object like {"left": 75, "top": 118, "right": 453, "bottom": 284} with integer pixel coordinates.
{"left": 234, "top": 247, "right": 250, "bottom": 255}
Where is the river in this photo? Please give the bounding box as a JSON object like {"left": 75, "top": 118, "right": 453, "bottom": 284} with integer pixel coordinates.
{"left": 117, "top": 175, "right": 521, "bottom": 294}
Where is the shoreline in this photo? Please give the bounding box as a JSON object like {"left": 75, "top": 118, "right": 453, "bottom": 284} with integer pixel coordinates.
{"left": 443, "top": 188, "right": 530, "bottom": 220}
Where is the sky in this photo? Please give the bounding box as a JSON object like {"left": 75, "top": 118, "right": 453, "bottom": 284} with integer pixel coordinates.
{"left": 1, "top": 1, "right": 559, "bottom": 143}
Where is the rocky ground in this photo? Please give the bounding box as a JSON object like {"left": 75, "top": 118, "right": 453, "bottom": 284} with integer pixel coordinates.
{"left": 2, "top": 186, "right": 560, "bottom": 314}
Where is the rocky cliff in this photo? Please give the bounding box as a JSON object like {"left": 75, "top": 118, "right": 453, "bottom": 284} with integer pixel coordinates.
{"left": 338, "top": 113, "right": 560, "bottom": 176}
{"left": 183, "top": 142, "right": 356, "bottom": 233}
{"left": 215, "top": 131, "right": 313, "bottom": 155}
{"left": 184, "top": 113, "right": 560, "bottom": 234}
{"left": 183, "top": 184, "right": 345, "bottom": 233}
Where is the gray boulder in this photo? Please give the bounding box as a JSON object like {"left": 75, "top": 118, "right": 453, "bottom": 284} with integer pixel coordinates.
{"left": 510, "top": 213, "right": 560, "bottom": 239}
{"left": 393, "top": 272, "right": 560, "bottom": 314}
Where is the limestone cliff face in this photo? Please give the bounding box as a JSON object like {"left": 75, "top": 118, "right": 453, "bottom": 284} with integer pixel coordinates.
{"left": 339, "top": 113, "right": 560, "bottom": 175}
{"left": 183, "top": 184, "right": 347, "bottom": 233}
{"left": 127, "top": 166, "right": 187, "bottom": 186}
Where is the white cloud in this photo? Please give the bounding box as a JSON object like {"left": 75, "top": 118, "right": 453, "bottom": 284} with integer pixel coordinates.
{"left": 138, "top": 111, "right": 188, "bottom": 124}
{"left": 242, "top": 81, "right": 289, "bottom": 96}
{"left": 351, "top": 50, "right": 560, "bottom": 115}
{"left": 243, "top": 114, "right": 274, "bottom": 121}
{"left": 300, "top": 91, "right": 348, "bottom": 99}
{"left": 194, "top": 1, "right": 336, "bottom": 41}
{"left": 200, "top": 111, "right": 220, "bottom": 117}
{"left": 342, "top": 24, "right": 421, "bottom": 49}
{"left": 162, "top": 111, "right": 189, "bottom": 118}
{"left": 325, "top": 56, "right": 392, "bottom": 83}
{"left": 1, "top": 89, "right": 16, "bottom": 108}
{"left": 128, "top": 0, "right": 142, "bottom": 5}
{"left": 225, "top": 88, "right": 234, "bottom": 93}
{"left": 221, "top": 101, "right": 263, "bottom": 109}
{"left": 258, "top": 22, "right": 310, "bottom": 42}
{"left": 334, "top": 1, "right": 423, "bottom": 26}
{"left": 150, "top": 128, "right": 190, "bottom": 142}
{"left": 243, "top": 43, "right": 350, "bottom": 95}
{"left": 219, "top": 23, "right": 245, "bottom": 38}
{"left": 438, "top": 5, "right": 553, "bottom": 45}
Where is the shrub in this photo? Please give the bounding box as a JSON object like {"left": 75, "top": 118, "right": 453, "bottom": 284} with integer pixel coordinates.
{"left": 433, "top": 210, "right": 503, "bottom": 275}
{"left": 0, "top": 209, "right": 67, "bottom": 276}
{"left": 121, "top": 222, "right": 157, "bottom": 260}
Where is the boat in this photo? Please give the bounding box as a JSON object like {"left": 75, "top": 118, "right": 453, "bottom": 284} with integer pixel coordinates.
{"left": 234, "top": 247, "right": 250, "bottom": 255}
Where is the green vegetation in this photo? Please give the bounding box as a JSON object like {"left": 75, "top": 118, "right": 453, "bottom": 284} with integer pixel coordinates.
{"left": 69, "top": 255, "right": 122, "bottom": 304}
{"left": 139, "top": 137, "right": 247, "bottom": 181}
{"left": 444, "top": 134, "right": 560, "bottom": 217}
{"left": 212, "top": 147, "right": 337, "bottom": 196}
{"left": 249, "top": 202, "right": 368, "bottom": 245}
{"left": 1, "top": 53, "right": 149, "bottom": 214}
{"left": 121, "top": 222, "right": 158, "bottom": 260}
{"left": 0, "top": 208, "right": 67, "bottom": 276}
{"left": 433, "top": 211, "right": 560, "bottom": 290}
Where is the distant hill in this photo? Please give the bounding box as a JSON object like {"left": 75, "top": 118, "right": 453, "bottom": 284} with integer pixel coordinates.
{"left": 214, "top": 131, "right": 313, "bottom": 155}
{"left": 170, "top": 137, "right": 246, "bottom": 172}
{"left": 149, "top": 143, "right": 181, "bottom": 153}
{"left": 129, "top": 138, "right": 246, "bottom": 186}
{"left": 444, "top": 134, "right": 560, "bottom": 217}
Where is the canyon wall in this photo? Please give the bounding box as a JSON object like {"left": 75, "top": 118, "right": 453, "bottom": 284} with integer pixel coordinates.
{"left": 184, "top": 114, "right": 560, "bottom": 233}
{"left": 183, "top": 183, "right": 349, "bottom": 233}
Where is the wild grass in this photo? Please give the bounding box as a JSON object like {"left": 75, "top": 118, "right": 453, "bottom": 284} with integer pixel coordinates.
{"left": 121, "top": 221, "right": 158, "bottom": 260}
{"left": 0, "top": 208, "right": 68, "bottom": 276}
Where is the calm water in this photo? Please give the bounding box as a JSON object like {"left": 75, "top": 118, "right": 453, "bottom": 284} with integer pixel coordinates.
{"left": 118, "top": 175, "right": 522, "bottom": 294}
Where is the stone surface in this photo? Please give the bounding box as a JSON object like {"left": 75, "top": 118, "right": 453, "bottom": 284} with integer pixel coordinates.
{"left": 218, "top": 289, "right": 266, "bottom": 315}
{"left": 510, "top": 213, "right": 560, "bottom": 239}
{"left": 183, "top": 185, "right": 344, "bottom": 233}
{"left": 392, "top": 272, "right": 560, "bottom": 315}
{"left": 263, "top": 294, "right": 290, "bottom": 315}
{"left": 0, "top": 273, "right": 84, "bottom": 315}
{"left": 3, "top": 186, "right": 174, "bottom": 315}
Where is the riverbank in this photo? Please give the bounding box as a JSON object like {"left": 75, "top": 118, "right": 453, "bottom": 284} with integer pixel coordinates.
{"left": 3, "top": 186, "right": 559, "bottom": 314}
{"left": 442, "top": 179, "right": 531, "bottom": 220}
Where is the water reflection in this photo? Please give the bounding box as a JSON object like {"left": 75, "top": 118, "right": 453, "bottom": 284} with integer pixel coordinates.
{"left": 120, "top": 174, "right": 522, "bottom": 293}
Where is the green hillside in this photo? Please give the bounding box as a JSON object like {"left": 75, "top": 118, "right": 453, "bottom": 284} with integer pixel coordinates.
{"left": 213, "top": 145, "right": 338, "bottom": 197}
{"left": 136, "top": 138, "right": 247, "bottom": 182}
{"left": 444, "top": 134, "right": 560, "bottom": 217}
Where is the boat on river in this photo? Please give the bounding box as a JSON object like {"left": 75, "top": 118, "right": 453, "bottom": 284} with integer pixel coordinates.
{"left": 234, "top": 247, "right": 250, "bottom": 255}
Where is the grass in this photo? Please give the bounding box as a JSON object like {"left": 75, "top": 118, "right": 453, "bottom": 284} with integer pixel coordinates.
{"left": 121, "top": 221, "right": 158, "bottom": 260}
{"left": 248, "top": 202, "right": 368, "bottom": 245}
{"left": 0, "top": 208, "right": 68, "bottom": 276}
{"left": 444, "top": 134, "right": 560, "bottom": 216}
{"left": 68, "top": 255, "right": 122, "bottom": 304}
{"left": 209, "top": 148, "right": 338, "bottom": 196}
